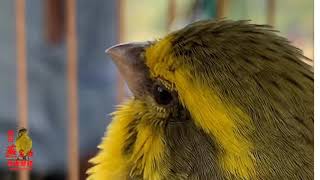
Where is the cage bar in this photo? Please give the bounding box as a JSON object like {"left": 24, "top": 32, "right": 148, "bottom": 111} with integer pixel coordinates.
{"left": 267, "top": 0, "right": 275, "bottom": 26}
{"left": 66, "top": 0, "right": 79, "bottom": 179}
{"left": 216, "top": 0, "right": 229, "bottom": 18}
{"left": 116, "top": 0, "right": 126, "bottom": 103}
{"left": 16, "top": 0, "right": 29, "bottom": 179}
{"left": 167, "top": 0, "right": 176, "bottom": 31}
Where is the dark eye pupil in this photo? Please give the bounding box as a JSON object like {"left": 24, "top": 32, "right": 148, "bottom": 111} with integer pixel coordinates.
{"left": 154, "top": 85, "right": 173, "bottom": 105}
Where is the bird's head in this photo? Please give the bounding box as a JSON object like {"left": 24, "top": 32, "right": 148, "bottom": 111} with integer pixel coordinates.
{"left": 103, "top": 19, "right": 311, "bottom": 178}
{"left": 18, "top": 128, "right": 28, "bottom": 137}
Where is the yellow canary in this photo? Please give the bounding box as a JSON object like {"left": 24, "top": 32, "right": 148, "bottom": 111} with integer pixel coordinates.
{"left": 87, "top": 20, "right": 313, "bottom": 179}
{"left": 15, "top": 128, "right": 32, "bottom": 160}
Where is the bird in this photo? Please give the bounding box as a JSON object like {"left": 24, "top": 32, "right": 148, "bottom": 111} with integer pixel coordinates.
{"left": 87, "top": 19, "right": 313, "bottom": 180}
{"left": 15, "top": 128, "right": 32, "bottom": 160}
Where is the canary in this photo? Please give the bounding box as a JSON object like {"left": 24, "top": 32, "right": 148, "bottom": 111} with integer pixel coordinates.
{"left": 15, "top": 128, "right": 32, "bottom": 160}
{"left": 87, "top": 20, "right": 313, "bottom": 179}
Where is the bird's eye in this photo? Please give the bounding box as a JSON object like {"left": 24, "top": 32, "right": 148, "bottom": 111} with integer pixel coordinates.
{"left": 153, "top": 84, "right": 173, "bottom": 105}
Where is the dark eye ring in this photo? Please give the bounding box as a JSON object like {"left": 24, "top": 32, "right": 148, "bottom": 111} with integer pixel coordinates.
{"left": 153, "top": 84, "right": 173, "bottom": 105}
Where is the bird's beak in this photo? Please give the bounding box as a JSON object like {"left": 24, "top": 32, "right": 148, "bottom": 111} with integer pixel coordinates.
{"left": 106, "top": 42, "right": 151, "bottom": 97}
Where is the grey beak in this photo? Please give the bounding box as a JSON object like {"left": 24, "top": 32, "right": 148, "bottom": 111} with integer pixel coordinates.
{"left": 106, "top": 42, "right": 151, "bottom": 97}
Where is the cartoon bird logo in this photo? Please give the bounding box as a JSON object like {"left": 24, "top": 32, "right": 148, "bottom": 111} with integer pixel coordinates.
{"left": 15, "top": 128, "right": 32, "bottom": 160}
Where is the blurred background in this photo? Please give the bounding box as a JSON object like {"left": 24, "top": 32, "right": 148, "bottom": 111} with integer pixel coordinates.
{"left": 0, "top": 0, "right": 313, "bottom": 180}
